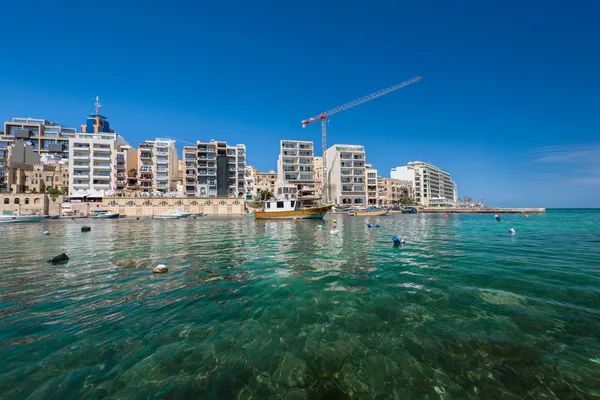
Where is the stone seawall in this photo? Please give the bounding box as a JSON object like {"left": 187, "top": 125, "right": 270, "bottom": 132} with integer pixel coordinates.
{"left": 0, "top": 195, "right": 246, "bottom": 216}
{"left": 101, "top": 197, "right": 245, "bottom": 216}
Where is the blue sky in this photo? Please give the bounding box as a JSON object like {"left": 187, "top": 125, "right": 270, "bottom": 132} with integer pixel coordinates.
{"left": 1, "top": 0, "right": 599, "bottom": 207}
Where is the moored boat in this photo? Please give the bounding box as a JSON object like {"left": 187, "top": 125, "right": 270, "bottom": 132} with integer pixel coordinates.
{"left": 353, "top": 207, "right": 389, "bottom": 216}
{"left": 152, "top": 209, "right": 194, "bottom": 220}
{"left": 93, "top": 211, "right": 120, "bottom": 219}
{"left": 0, "top": 214, "right": 48, "bottom": 223}
{"left": 254, "top": 200, "right": 332, "bottom": 219}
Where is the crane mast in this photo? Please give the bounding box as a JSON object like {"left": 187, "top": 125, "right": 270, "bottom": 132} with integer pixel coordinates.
{"left": 301, "top": 76, "right": 422, "bottom": 204}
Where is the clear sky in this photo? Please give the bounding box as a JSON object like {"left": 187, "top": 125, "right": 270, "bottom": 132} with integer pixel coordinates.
{"left": 1, "top": 0, "right": 599, "bottom": 207}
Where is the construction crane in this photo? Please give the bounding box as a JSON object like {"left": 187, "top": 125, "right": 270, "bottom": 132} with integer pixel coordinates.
{"left": 301, "top": 76, "right": 422, "bottom": 204}
{"left": 166, "top": 136, "right": 196, "bottom": 146}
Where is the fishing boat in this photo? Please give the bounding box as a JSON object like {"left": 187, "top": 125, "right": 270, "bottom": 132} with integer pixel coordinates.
{"left": 254, "top": 199, "right": 332, "bottom": 219}
{"left": 0, "top": 214, "right": 48, "bottom": 223}
{"left": 353, "top": 207, "right": 389, "bottom": 216}
{"left": 254, "top": 180, "right": 332, "bottom": 219}
{"left": 92, "top": 211, "right": 120, "bottom": 219}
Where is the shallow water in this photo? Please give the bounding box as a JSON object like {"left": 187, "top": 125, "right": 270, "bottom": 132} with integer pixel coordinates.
{"left": 1, "top": 210, "right": 600, "bottom": 399}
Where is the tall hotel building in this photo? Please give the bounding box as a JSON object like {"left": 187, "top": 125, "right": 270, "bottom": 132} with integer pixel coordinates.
{"left": 136, "top": 138, "right": 178, "bottom": 193}
{"left": 391, "top": 161, "right": 457, "bottom": 207}
{"left": 68, "top": 100, "right": 128, "bottom": 196}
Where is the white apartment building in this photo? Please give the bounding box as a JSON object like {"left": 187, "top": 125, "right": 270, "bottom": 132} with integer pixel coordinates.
{"left": 391, "top": 161, "right": 457, "bottom": 207}
{"left": 278, "top": 140, "right": 317, "bottom": 203}
{"left": 366, "top": 164, "right": 378, "bottom": 206}
{"left": 325, "top": 144, "right": 367, "bottom": 206}
{"left": 137, "top": 138, "right": 179, "bottom": 194}
{"left": 182, "top": 140, "right": 248, "bottom": 198}
{"left": 68, "top": 132, "right": 128, "bottom": 196}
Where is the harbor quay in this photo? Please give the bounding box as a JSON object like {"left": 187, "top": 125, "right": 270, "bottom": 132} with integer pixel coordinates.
{"left": 0, "top": 194, "right": 246, "bottom": 217}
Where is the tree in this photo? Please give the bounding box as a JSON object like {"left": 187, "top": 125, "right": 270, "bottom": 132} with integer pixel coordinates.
{"left": 46, "top": 186, "right": 62, "bottom": 202}
{"left": 259, "top": 189, "right": 274, "bottom": 201}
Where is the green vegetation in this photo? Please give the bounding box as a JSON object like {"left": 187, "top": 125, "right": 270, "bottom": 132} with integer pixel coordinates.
{"left": 46, "top": 186, "right": 67, "bottom": 202}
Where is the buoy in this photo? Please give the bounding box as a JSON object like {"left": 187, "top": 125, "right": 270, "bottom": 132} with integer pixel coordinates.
{"left": 333, "top": 219, "right": 337, "bottom": 223}
{"left": 48, "top": 253, "right": 69, "bottom": 264}
{"left": 330, "top": 229, "right": 339, "bottom": 235}
{"left": 375, "top": 224, "right": 380, "bottom": 228}
{"left": 153, "top": 264, "right": 169, "bottom": 274}
{"left": 525, "top": 215, "right": 529, "bottom": 219}
{"left": 367, "top": 223, "right": 373, "bottom": 228}
{"left": 495, "top": 215, "right": 501, "bottom": 221}
{"left": 509, "top": 228, "right": 516, "bottom": 235}
{"left": 317, "top": 225, "right": 323, "bottom": 229}
{"left": 445, "top": 214, "right": 448, "bottom": 219}
{"left": 43, "top": 231, "right": 49, "bottom": 235}
{"left": 81, "top": 226, "right": 91, "bottom": 232}
{"left": 392, "top": 236, "right": 404, "bottom": 245}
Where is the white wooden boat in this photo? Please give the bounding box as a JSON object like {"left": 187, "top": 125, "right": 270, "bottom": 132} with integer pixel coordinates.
{"left": 0, "top": 215, "right": 48, "bottom": 223}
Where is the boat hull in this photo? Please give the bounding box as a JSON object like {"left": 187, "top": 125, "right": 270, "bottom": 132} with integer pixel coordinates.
{"left": 93, "top": 213, "right": 120, "bottom": 219}
{"left": 354, "top": 209, "right": 389, "bottom": 216}
{"left": 254, "top": 205, "right": 332, "bottom": 220}
{"left": 0, "top": 215, "right": 48, "bottom": 223}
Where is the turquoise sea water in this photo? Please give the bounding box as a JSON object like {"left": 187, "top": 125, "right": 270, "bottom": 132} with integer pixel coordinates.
{"left": 1, "top": 210, "right": 599, "bottom": 399}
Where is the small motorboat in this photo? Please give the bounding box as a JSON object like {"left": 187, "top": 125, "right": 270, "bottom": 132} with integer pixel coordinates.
{"left": 353, "top": 207, "right": 389, "bottom": 216}
{"left": 0, "top": 214, "right": 48, "bottom": 223}
{"left": 92, "top": 211, "right": 120, "bottom": 219}
{"left": 152, "top": 209, "right": 193, "bottom": 220}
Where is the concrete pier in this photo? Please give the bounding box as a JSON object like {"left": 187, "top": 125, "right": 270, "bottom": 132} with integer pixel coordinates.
{"left": 419, "top": 207, "right": 545, "bottom": 214}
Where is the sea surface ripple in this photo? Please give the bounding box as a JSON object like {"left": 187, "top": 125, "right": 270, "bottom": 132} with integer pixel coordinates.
{"left": 1, "top": 210, "right": 599, "bottom": 399}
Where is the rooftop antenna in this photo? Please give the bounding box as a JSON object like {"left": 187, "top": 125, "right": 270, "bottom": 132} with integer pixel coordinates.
{"left": 95, "top": 96, "right": 101, "bottom": 115}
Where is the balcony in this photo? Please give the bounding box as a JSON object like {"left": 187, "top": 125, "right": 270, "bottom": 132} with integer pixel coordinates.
{"left": 72, "top": 145, "right": 90, "bottom": 150}
{"left": 72, "top": 154, "right": 89, "bottom": 160}
{"left": 93, "top": 164, "right": 111, "bottom": 170}
{"left": 93, "top": 154, "right": 111, "bottom": 160}
{"left": 92, "top": 183, "right": 111, "bottom": 189}
{"left": 92, "top": 173, "right": 111, "bottom": 180}
{"left": 140, "top": 153, "right": 152, "bottom": 159}
{"left": 72, "top": 182, "right": 89, "bottom": 188}
{"left": 72, "top": 163, "right": 89, "bottom": 169}
{"left": 155, "top": 158, "right": 168, "bottom": 164}
{"left": 93, "top": 146, "right": 111, "bottom": 153}
{"left": 72, "top": 173, "right": 89, "bottom": 179}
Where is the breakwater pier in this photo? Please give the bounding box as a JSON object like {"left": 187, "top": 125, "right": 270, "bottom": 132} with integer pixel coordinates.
{"left": 420, "top": 207, "right": 546, "bottom": 214}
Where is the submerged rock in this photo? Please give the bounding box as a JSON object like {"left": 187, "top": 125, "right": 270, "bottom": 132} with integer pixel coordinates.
{"left": 153, "top": 264, "right": 169, "bottom": 274}
{"left": 48, "top": 253, "right": 69, "bottom": 264}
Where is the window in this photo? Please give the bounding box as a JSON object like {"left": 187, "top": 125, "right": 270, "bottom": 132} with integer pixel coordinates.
{"left": 276, "top": 201, "right": 284, "bottom": 208}
{"left": 233, "top": 200, "right": 240, "bottom": 205}
{"left": 266, "top": 202, "right": 270, "bottom": 209}
{"left": 108, "top": 200, "right": 117, "bottom": 206}
{"left": 24, "top": 198, "right": 30, "bottom": 205}
{"left": 175, "top": 200, "right": 183, "bottom": 206}
{"left": 190, "top": 201, "right": 198, "bottom": 206}
{"left": 126, "top": 201, "right": 135, "bottom": 206}
{"left": 159, "top": 201, "right": 168, "bottom": 206}
{"left": 34, "top": 198, "right": 40, "bottom": 204}
{"left": 143, "top": 200, "right": 151, "bottom": 206}
{"left": 219, "top": 200, "right": 226, "bottom": 205}
{"left": 46, "top": 176, "right": 51, "bottom": 182}
{"left": 3, "top": 198, "right": 8, "bottom": 204}
{"left": 14, "top": 198, "right": 20, "bottom": 204}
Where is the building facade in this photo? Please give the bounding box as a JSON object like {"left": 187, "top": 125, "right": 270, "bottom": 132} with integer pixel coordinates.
{"left": 182, "top": 140, "right": 248, "bottom": 198}
{"left": 391, "top": 161, "right": 457, "bottom": 207}
{"left": 115, "top": 145, "right": 138, "bottom": 194}
{"left": 278, "top": 140, "right": 317, "bottom": 203}
{"left": 313, "top": 156, "right": 323, "bottom": 200}
{"left": 254, "top": 170, "right": 278, "bottom": 197}
{"left": 2, "top": 117, "right": 76, "bottom": 160}
{"left": 377, "top": 177, "right": 413, "bottom": 207}
{"left": 68, "top": 132, "right": 127, "bottom": 196}
{"left": 325, "top": 144, "right": 366, "bottom": 206}
{"left": 366, "top": 164, "right": 378, "bottom": 206}
{"left": 136, "top": 138, "right": 178, "bottom": 194}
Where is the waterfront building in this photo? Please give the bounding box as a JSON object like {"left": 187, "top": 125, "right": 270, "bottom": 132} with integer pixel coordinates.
{"left": 366, "top": 164, "right": 378, "bottom": 206}
{"left": 244, "top": 166, "right": 255, "bottom": 199}
{"left": 136, "top": 138, "right": 178, "bottom": 194}
{"left": 324, "top": 144, "right": 366, "bottom": 206}
{"left": 0, "top": 141, "right": 69, "bottom": 194}
{"left": 116, "top": 145, "right": 138, "bottom": 194}
{"left": 2, "top": 117, "right": 76, "bottom": 161}
{"left": 377, "top": 177, "right": 413, "bottom": 207}
{"left": 183, "top": 140, "right": 248, "bottom": 198}
{"left": 277, "top": 140, "right": 317, "bottom": 204}
{"left": 182, "top": 146, "right": 197, "bottom": 197}
{"left": 391, "top": 161, "right": 457, "bottom": 207}
{"left": 254, "top": 170, "right": 278, "bottom": 197}
{"left": 313, "top": 156, "right": 323, "bottom": 200}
